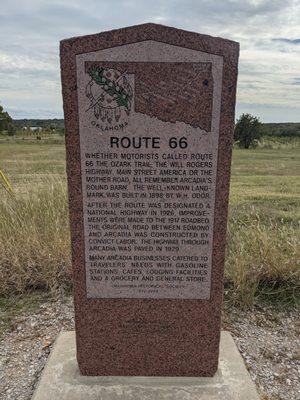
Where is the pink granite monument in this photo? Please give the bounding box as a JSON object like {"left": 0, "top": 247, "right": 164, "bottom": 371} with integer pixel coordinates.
{"left": 60, "top": 23, "right": 239, "bottom": 376}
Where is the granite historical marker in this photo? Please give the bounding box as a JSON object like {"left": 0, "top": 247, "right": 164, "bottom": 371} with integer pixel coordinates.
{"left": 61, "top": 23, "right": 239, "bottom": 376}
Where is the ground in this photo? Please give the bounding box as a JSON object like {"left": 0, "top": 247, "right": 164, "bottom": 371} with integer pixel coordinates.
{"left": 0, "top": 295, "right": 299, "bottom": 400}
{"left": 0, "top": 138, "right": 299, "bottom": 399}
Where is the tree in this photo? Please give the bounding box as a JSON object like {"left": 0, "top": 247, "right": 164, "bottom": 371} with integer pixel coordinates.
{"left": 234, "top": 113, "right": 262, "bottom": 149}
{"left": 0, "top": 104, "right": 15, "bottom": 136}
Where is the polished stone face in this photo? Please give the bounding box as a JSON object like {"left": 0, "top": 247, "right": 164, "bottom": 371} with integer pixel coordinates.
{"left": 77, "top": 43, "right": 222, "bottom": 300}
{"left": 61, "top": 23, "right": 239, "bottom": 376}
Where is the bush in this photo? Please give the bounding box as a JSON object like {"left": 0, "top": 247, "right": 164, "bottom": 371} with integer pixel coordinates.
{"left": 234, "top": 114, "right": 262, "bottom": 149}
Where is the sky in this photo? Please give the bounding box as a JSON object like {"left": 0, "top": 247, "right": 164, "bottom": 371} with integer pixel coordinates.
{"left": 0, "top": 0, "right": 300, "bottom": 122}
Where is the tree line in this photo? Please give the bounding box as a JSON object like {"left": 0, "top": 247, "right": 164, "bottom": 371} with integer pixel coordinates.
{"left": 1, "top": 104, "right": 299, "bottom": 148}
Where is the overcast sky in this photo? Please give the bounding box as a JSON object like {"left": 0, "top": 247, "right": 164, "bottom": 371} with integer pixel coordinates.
{"left": 0, "top": 0, "right": 300, "bottom": 122}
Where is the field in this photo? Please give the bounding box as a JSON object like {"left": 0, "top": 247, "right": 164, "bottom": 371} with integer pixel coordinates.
{"left": 228, "top": 146, "right": 299, "bottom": 305}
{"left": 0, "top": 139, "right": 299, "bottom": 310}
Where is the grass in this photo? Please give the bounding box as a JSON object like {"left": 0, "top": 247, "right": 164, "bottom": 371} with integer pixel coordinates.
{"left": 256, "top": 135, "right": 300, "bottom": 150}
{"left": 226, "top": 208, "right": 299, "bottom": 306}
{"left": 0, "top": 175, "right": 71, "bottom": 295}
{"left": 0, "top": 292, "right": 50, "bottom": 338}
{"left": 0, "top": 140, "right": 299, "bottom": 309}
{"left": 0, "top": 141, "right": 71, "bottom": 296}
{"left": 0, "top": 142, "right": 66, "bottom": 184}
{"left": 227, "top": 146, "right": 300, "bottom": 305}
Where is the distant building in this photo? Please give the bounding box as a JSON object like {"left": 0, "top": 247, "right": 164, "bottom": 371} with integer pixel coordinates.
{"left": 22, "top": 126, "right": 43, "bottom": 131}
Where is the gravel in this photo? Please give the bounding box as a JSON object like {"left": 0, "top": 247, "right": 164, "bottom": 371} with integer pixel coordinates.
{"left": 224, "top": 304, "right": 300, "bottom": 400}
{"left": 0, "top": 298, "right": 74, "bottom": 400}
{"left": 0, "top": 297, "right": 299, "bottom": 400}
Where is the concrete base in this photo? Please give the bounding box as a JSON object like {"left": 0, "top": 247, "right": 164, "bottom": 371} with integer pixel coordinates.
{"left": 32, "top": 331, "right": 260, "bottom": 400}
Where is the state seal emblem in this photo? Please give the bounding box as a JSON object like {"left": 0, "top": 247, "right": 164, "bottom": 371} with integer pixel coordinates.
{"left": 85, "top": 67, "right": 133, "bottom": 124}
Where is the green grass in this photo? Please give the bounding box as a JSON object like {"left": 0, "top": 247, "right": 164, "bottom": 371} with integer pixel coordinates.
{"left": 0, "top": 141, "right": 299, "bottom": 310}
{"left": 231, "top": 147, "right": 299, "bottom": 176}
{"left": 0, "top": 292, "right": 50, "bottom": 338}
{"left": 230, "top": 147, "right": 300, "bottom": 224}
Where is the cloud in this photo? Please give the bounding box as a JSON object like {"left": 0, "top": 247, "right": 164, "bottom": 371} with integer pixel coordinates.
{"left": 272, "top": 38, "right": 300, "bottom": 44}
{"left": 0, "top": 0, "right": 300, "bottom": 121}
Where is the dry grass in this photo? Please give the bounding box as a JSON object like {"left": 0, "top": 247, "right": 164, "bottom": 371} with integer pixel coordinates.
{"left": 225, "top": 207, "right": 299, "bottom": 306}
{"left": 0, "top": 176, "right": 71, "bottom": 295}
{"left": 257, "top": 136, "right": 300, "bottom": 150}
{"left": 0, "top": 141, "right": 299, "bottom": 306}
{"left": 0, "top": 177, "right": 298, "bottom": 305}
